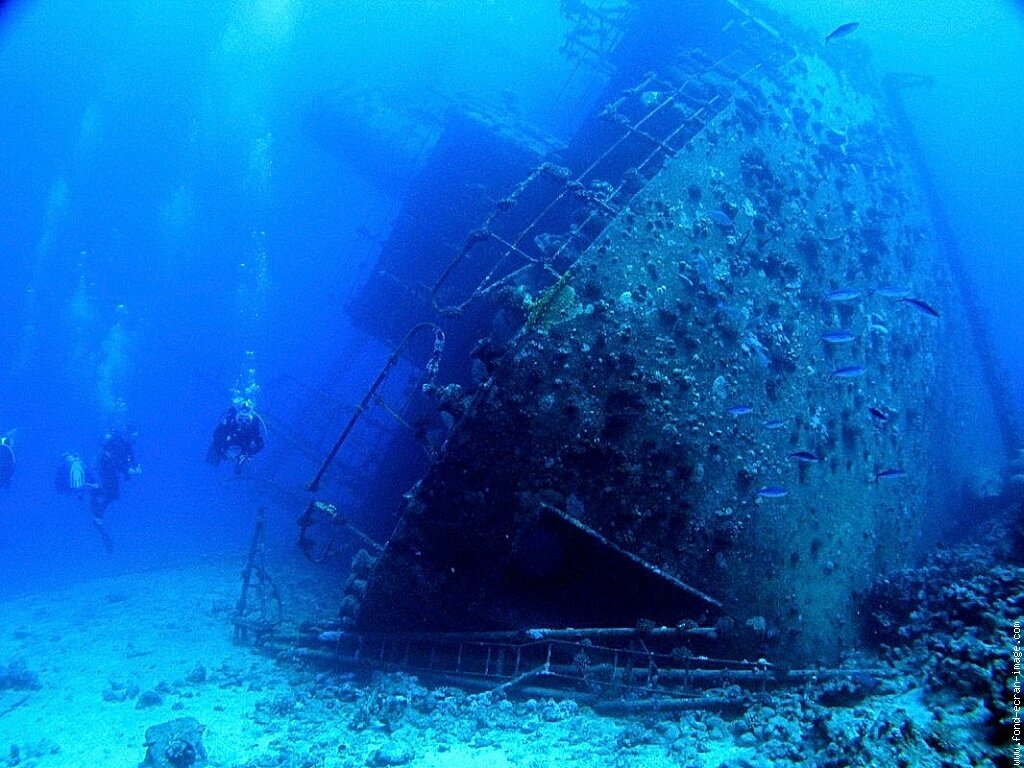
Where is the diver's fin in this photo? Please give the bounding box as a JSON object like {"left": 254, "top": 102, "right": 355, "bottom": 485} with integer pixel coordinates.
{"left": 93, "top": 517, "right": 114, "bottom": 554}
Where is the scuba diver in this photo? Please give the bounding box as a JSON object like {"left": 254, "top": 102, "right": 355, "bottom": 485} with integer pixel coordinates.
{"left": 54, "top": 452, "right": 96, "bottom": 498}
{"left": 89, "top": 428, "right": 142, "bottom": 551}
{"left": 207, "top": 399, "right": 266, "bottom": 474}
{"left": 0, "top": 433, "right": 15, "bottom": 489}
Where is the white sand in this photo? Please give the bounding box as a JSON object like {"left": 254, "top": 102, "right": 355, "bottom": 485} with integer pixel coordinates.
{"left": 5, "top": 556, "right": 970, "bottom": 768}
{"left": 0, "top": 556, "right": 717, "bottom": 768}
{"left": 0, "top": 558, "right": 304, "bottom": 767}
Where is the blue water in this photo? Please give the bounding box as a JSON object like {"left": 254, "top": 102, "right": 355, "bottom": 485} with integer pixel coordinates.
{"left": 0, "top": 1, "right": 589, "bottom": 595}
{"left": 0, "top": 0, "right": 1021, "bottom": 601}
{"left": 769, "top": 0, "right": 1024, "bottom": 400}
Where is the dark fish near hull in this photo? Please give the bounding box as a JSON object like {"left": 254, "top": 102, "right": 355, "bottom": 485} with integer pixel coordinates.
{"left": 825, "top": 22, "right": 860, "bottom": 44}
{"left": 868, "top": 406, "right": 891, "bottom": 422}
{"left": 898, "top": 297, "right": 940, "bottom": 318}
{"left": 789, "top": 451, "right": 820, "bottom": 463}
{"left": 875, "top": 468, "right": 907, "bottom": 481}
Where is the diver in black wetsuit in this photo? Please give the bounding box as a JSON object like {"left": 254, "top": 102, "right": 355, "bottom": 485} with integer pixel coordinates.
{"left": 90, "top": 428, "right": 141, "bottom": 537}
{"left": 0, "top": 434, "right": 15, "bottom": 489}
{"left": 207, "top": 399, "right": 266, "bottom": 474}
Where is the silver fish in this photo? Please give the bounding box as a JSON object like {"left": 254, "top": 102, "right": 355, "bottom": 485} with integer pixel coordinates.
{"left": 825, "top": 288, "right": 862, "bottom": 303}
{"left": 821, "top": 330, "right": 855, "bottom": 344}
{"left": 831, "top": 366, "right": 866, "bottom": 379}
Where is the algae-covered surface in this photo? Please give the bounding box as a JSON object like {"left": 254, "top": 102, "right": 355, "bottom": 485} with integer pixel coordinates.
{"left": 355, "top": 48, "right": 979, "bottom": 664}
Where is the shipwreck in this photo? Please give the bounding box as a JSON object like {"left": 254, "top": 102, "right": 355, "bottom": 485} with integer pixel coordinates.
{"left": 249, "top": 0, "right": 1017, "bottom": 704}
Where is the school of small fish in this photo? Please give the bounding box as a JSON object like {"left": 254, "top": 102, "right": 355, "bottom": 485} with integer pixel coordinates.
{"left": 727, "top": 275, "right": 936, "bottom": 501}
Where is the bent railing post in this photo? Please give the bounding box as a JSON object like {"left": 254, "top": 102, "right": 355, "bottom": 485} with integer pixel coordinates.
{"left": 307, "top": 322, "right": 443, "bottom": 492}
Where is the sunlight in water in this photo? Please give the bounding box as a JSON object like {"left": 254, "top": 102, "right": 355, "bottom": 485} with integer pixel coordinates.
{"left": 220, "top": 0, "right": 297, "bottom": 58}
{"left": 159, "top": 184, "right": 197, "bottom": 239}
{"left": 245, "top": 132, "right": 273, "bottom": 199}
{"left": 97, "top": 319, "right": 130, "bottom": 422}
{"left": 19, "top": 177, "right": 71, "bottom": 368}
{"left": 74, "top": 102, "right": 104, "bottom": 162}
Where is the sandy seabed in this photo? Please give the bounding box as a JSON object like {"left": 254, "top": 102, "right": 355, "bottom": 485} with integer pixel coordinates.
{"left": 0, "top": 558, "right": 300, "bottom": 766}
{"left": 0, "top": 552, "right": 1000, "bottom": 768}
{"left": 0, "top": 556, "right": 657, "bottom": 768}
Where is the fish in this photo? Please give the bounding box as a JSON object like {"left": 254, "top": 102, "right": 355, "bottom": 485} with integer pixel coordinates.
{"left": 762, "top": 419, "right": 786, "bottom": 430}
{"left": 825, "top": 21, "right": 860, "bottom": 44}
{"left": 708, "top": 209, "right": 734, "bottom": 228}
{"left": 757, "top": 486, "right": 789, "bottom": 499}
{"left": 821, "top": 330, "right": 855, "bottom": 344}
{"left": 825, "top": 288, "right": 861, "bottom": 303}
{"left": 831, "top": 365, "right": 866, "bottom": 379}
{"left": 875, "top": 468, "right": 906, "bottom": 480}
{"left": 728, "top": 405, "right": 754, "bottom": 416}
{"left": 898, "top": 297, "right": 940, "bottom": 318}
{"left": 867, "top": 406, "right": 891, "bottom": 422}
{"left": 871, "top": 285, "right": 911, "bottom": 299}
{"left": 788, "top": 451, "right": 820, "bottom": 463}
